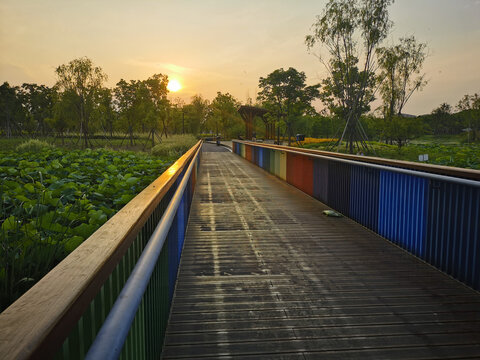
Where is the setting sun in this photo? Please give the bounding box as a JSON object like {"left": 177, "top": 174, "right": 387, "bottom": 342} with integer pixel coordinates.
{"left": 167, "top": 79, "right": 182, "bottom": 92}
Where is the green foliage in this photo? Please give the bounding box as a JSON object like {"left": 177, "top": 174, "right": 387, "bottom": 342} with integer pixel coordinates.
{"left": 18, "top": 83, "right": 56, "bottom": 136}
{"left": 0, "top": 147, "right": 171, "bottom": 310}
{"left": 0, "top": 82, "right": 26, "bottom": 137}
{"left": 182, "top": 95, "right": 210, "bottom": 135}
{"left": 456, "top": 93, "right": 480, "bottom": 142}
{"left": 206, "top": 92, "right": 243, "bottom": 139}
{"left": 377, "top": 36, "right": 427, "bottom": 118}
{"left": 16, "top": 139, "right": 55, "bottom": 153}
{"left": 151, "top": 134, "right": 197, "bottom": 157}
{"left": 304, "top": 140, "right": 480, "bottom": 169}
{"left": 306, "top": 0, "right": 394, "bottom": 153}
{"left": 381, "top": 115, "right": 424, "bottom": 148}
{"left": 55, "top": 57, "right": 108, "bottom": 148}
{"left": 114, "top": 74, "right": 170, "bottom": 146}
{"left": 257, "top": 67, "right": 320, "bottom": 144}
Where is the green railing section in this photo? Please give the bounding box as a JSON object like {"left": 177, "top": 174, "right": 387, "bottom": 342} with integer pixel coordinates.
{"left": 54, "top": 192, "right": 173, "bottom": 360}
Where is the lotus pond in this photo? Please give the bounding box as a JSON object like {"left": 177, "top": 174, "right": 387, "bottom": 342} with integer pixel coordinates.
{"left": 0, "top": 148, "right": 172, "bottom": 310}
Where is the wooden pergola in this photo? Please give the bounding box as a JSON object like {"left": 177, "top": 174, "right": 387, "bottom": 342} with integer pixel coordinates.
{"left": 238, "top": 105, "right": 274, "bottom": 140}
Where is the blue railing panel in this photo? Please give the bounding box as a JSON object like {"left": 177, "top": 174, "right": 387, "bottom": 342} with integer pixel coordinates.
{"left": 378, "top": 171, "right": 428, "bottom": 257}
{"left": 258, "top": 147, "right": 264, "bottom": 168}
{"left": 350, "top": 165, "right": 380, "bottom": 232}
{"left": 426, "top": 181, "right": 480, "bottom": 289}
{"left": 327, "top": 161, "right": 351, "bottom": 216}
{"left": 313, "top": 158, "right": 329, "bottom": 204}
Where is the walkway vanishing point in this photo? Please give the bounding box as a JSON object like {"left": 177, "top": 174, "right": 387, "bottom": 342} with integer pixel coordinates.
{"left": 161, "top": 143, "right": 480, "bottom": 359}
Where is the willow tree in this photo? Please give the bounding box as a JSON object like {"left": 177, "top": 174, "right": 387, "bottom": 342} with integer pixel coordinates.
{"left": 377, "top": 36, "right": 427, "bottom": 146}
{"left": 377, "top": 36, "right": 427, "bottom": 119}
{"left": 306, "top": 0, "right": 394, "bottom": 153}
{"left": 55, "top": 57, "right": 107, "bottom": 148}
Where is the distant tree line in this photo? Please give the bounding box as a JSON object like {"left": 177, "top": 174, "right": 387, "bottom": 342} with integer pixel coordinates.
{"left": 0, "top": 57, "right": 244, "bottom": 148}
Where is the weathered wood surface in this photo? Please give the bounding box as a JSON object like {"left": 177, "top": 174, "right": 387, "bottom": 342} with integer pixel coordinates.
{"left": 0, "top": 141, "right": 202, "bottom": 360}
{"left": 162, "top": 149, "right": 480, "bottom": 359}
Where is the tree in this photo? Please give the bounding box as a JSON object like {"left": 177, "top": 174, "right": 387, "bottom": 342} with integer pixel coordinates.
{"left": 383, "top": 115, "right": 423, "bottom": 148}
{"left": 55, "top": 57, "right": 107, "bottom": 148}
{"left": 144, "top": 74, "right": 170, "bottom": 142}
{"left": 309, "top": 115, "right": 339, "bottom": 139}
{"left": 207, "top": 92, "right": 242, "bottom": 138}
{"left": 0, "top": 82, "right": 25, "bottom": 137}
{"left": 114, "top": 79, "right": 140, "bottom": 145}
{"left": 306, "top": 0, "right": 394, "bottom": 153}
{"left": 183, "top": 95, "right": 209, "bottom": 135}
{"left": 457, "top": 93, "right": 480, "bottom": 142}
{"left": 430, "top": 103, "right": 457, "bottom": 135}
{"left": 49, "top": 90, "right": 78, "bottom": 144}
{"left": 169, "top": 98, "right": 186, "bottom": 134}
{"left": 19, "top": 83, "right": 56, "bottom": 136}
{"left": 114, "top": 74, "right": 170, "bottom": 146}
{"left": 257, "top": 67, "right": 320, "bottom": 145}
{"left": 91, "top": 87, "right": 116, "bottom": 138}
{"left": 377, "top": 36, "right": 427, "bottom": 145}
{"left": 377, "top": 36, "right": 427, "bottom": 118}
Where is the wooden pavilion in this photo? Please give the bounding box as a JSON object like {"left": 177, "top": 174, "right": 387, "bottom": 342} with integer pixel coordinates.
{"left": 237, "top": 105, "right": 274, "bottom": 140}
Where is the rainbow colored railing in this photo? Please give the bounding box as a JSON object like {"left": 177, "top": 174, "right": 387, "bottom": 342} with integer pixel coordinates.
{"left": 233, "top": 140, "right": 480, "bottom": 291}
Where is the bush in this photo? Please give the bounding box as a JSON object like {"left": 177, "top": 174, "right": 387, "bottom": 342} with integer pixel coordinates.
{"left": 151, "top": 134, "right": 197, "bottom": 157}
{"left": 16, "top": 139, "right": 54, "bottom": 153}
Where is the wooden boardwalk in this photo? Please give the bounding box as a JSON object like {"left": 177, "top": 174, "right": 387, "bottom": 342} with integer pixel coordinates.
{"left": 161, "top": 146, "right": 480, "bottom": 359}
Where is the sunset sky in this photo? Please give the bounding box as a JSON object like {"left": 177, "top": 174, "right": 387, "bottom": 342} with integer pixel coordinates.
{"left": 1, "top": 0, "right": 479, "bottom": 115}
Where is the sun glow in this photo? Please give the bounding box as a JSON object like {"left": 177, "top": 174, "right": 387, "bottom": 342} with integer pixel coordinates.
{"left": 167, "top": 79, "right": 182, "bottom": 92}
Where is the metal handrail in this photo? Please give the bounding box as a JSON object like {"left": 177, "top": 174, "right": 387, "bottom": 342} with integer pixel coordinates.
{"left": 234, "top": 140, "right": 480, "bottom": 188}
{"left": 85, "top": 145, "right": 201, "bottom": 360}
{"left": 234, "top": 140, "right": 480, "bottom": 181}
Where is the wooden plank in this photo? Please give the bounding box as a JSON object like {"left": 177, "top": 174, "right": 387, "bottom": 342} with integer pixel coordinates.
{"left": 162, "top": 150, "right": 480, "bottom": 359}
{"left": 162, "top": 333, "right": 480, "bottom": 358}
{"left": 166, "top": 312, "right": 480, "bottom": 334}
{"left": 0, "top": 141, "right": 203, "bottom": 359}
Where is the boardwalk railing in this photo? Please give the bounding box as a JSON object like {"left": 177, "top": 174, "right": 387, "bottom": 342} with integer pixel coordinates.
{"left": 233, "top": 140, "right": 480, "bottom": 291}
{"left": 0, "top": 141, "right": 202, "bottom": 359}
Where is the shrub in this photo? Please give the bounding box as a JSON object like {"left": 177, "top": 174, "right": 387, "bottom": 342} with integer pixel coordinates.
{"left": 151, "top": 134, "right": 197, "bottom": 157}
{"left": 16, "top": 139, "right": 54, "bottom": 153}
